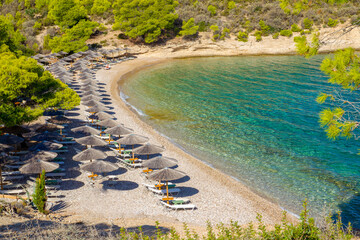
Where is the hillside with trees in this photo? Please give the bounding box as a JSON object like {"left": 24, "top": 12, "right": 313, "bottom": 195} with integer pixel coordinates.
{"left": 0, "top": 0, "right": 359, "bottom": 53}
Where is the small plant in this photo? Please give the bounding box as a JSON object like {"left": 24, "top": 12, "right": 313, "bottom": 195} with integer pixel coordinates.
{"left": 291, "top": 23, "right": 301, "bottom": 32}
{"left": 259, "top": 20, "right": 271, "bottom": 36}
{"left": 210, "top": 24, "right": 220, "bottom": 41}
{"left": 208, "top": 5, "right": 216, "bottom": 16}
{"left": 272, "top": 32, "right": 280, "bottom": 39}
{"left": 303, "top": 17, "right": 313, "bottom": 30}
{"left": 237, "top": 31, "right": 248, "bottom": 42}
{"left": 327, "top": 18, "right": 339, "bottom": 27}
{"left": 32, "top": 170, "right": 47, "bottom": 214}
{"left": 254, "top": 30, "right": 262, "bottom": 41}
{"left": 179, "top": 18, "right": 199, "bottom": 37}
{"left": 280, "top": 29, "right": 293, "bottom": 37}
{"left": 227, "top": 1, "right": 236, "bottom": 10}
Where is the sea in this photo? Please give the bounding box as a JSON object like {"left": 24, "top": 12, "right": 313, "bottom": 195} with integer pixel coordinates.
{"left": 120, "top": 55, "right": 360, "bottom": 227}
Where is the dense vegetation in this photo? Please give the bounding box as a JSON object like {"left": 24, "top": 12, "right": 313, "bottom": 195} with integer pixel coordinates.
{"left": 0, "top": 0, "right": 359, "bottom": 50}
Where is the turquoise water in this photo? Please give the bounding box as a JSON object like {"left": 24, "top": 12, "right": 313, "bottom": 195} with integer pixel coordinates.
{"left": 121, "top": 55, "right": 360, "bottom": 226}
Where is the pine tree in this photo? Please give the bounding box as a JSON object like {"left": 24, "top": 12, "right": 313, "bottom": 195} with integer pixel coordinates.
{"left": 32, "top": 170, "right": 47, "bottom": 214}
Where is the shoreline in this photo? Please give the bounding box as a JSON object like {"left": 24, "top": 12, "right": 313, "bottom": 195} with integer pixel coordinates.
{"left": 104, "top": 54, "right": 296, "bottom": 224}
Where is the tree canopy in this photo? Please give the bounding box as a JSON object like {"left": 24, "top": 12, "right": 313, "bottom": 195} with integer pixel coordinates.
{"left": 0, "top": 14, "right": 27, "bottom": 55}
{"left": 113, "top": 0, "right": 178, "bottom": 43}
{"left": 0, "top": 48, "right": 80, "bottom": 127}
{"left": 48, "top": 0, "right": 87, "bottom": 28}
{"left": 49, "top": 20, "right": 99, "bottom": 53}
{"left": 179, "top": 18, "right": 198, "bottom": 37}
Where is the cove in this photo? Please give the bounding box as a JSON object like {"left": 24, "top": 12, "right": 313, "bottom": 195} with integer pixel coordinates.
{"left": 120, "top": 55, "right": 360, "bottom": 227}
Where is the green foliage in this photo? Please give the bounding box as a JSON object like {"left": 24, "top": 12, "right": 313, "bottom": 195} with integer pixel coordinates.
{"left": 279, "top": 0, "right": 308, "bottom": 15}
{"left": 179, "top": 18, "right": 198, "bottom": 37}
{"left": 294, "top": 32, "right": 319, "bottom": 58}
{"left": 280, "top": 29, "right": 293, "bottom": 37}
{"left": 32, "top": 170, "right": 47, "bottom": 214}
{"left": 113, "top": 0, "right": 178, "bottom": 44}
{"left": 91, "top": 0, "right": 111, "bottom": 16}
{"left": 0, "top": 14, "right": 27, "bottom": 54}
{"left": 227, "top": 1, "right": 236, "bottom": 10}
{"left": 303, "top": 17, "right": 313, "bottom": 29}
{"left": 49, "top": 20, "right": 98, "bottom": 53}
{"left": 210, "top": 24, "right": 219, "bottom": 41}
{"left": 272, "top": 32, "right": 280, "bottom": 39}
{"left": 259, "top": 20, "right": 271, "bottom": 36}
{"left": 48, "top": 0, "right": 87, "bottom": 28}
{"left": 254, "top": 30, "right": 262, "bottom": 41}
{"left": 237, "top": 31, "right": 248, "bottom": 42}
{"left": 33, "top": 21, "right": 41, "bottom": 31}
{"left": 320, "top": 48, "right": 360, "bottom": 91}
{"left": 291, "top": 23, "right": 302, "bottom": 32}
{"left": 327, "top": 18, "right": 339, "bottom": 27}
{"left": 207, "top": 5, "right": 216, "bottom": 16}
{"left": 0, "top": 50, "right": 80, "bottom": 126}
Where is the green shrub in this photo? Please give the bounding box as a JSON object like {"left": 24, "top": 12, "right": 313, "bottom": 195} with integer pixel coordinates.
{"left": 303, "top": 17, "right": 313, "bottom": 29}
{"left": 280, "top": 29, "right": 293, "bottom": 37}
{"left": 291, "top": 23, "right": 301, "bottom": 32}
{"left": 327, "top": 18, "right": 339, "bottom": 27}
{"left": 272, "top": 32, "right": 280, "bottom": 39}
{"left": 259, "top": 20, "right": 271, "bottom": 36}
{"left": 237, "top": 31, "right": 248, "bottom": 42}
{"left": 198, "top": 21, "right": 208, "bottom": 32}
{"left": 33, "top": 21, "right": 41, "bottom": 31}
{"left": 179, "top": 18, "right": 199, "bottom": 37}
{"left": 210, "top": 24, "right": 219, "bottom": 41}
{"left": 32, "top": 170, "right": 47, "bottom": 214}
{"left": 208, "top": 5, "right": 216, "bottom": 16}
{"left": 228, "top": 1, "right": 236, "bottom": 10}
{"left": 254, "top": 30, "right": 262, "bottom": 41}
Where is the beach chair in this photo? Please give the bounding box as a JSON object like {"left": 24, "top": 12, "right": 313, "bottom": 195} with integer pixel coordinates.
{"left": 0, "top": 189, "right": 26, "bottom": 195}
{"left": 145, "top": 186, "right": 180, "bottom": 195}
{"left": 2, "top": 184, "right": 24, "bottom": 189}
{"left": 1, "top": 175, "right": 24, "bottom": 181}
{"left": 53, "top": 139, "right": 76, "bottom": 145}
{"left": 160, "top": 201, "right": 196, "bottom": 210}
{"left": 1, "top": 171, "right": 21, "bottom": 176}
{"left": 118, "top": 158, "right": 142, "bottom": 168}
{"left": 142, "top": 182, "right": 176, "bottom": 190}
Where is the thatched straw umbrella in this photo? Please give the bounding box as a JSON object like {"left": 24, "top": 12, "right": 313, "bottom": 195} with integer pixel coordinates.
{"left": 133, "top": 143, "right": 165, "bottom": 159}
{"left": 47, "top": 116, "right": 71, "bottom": 125}
{"left": 30, "top": 132, "right": 60, "bottom": 142}
{"left": 97, "top": 119, "right": 119, "bottom": 128}
{"left": 86, "top": 105, "right": 109, "bottom": 113}
{"left": 71, "top": 125, "right": 101, "bottom": 135}
{"left": 117, "top": 134, "right": 149, "bottom": 158}
{"left": 0, "top": 134, "right": 24, "bottom": 145}
{"left": 36, "top": 124, "right": 63, "bottom": 133}
{"left": 82, "top": 100, "right": 104, "bottom": 107}
{"left": 73, "top": 148, "right": 107, "bottom": 162}
{"left": 23, "top": 151, "right": 58, "bottom": 162}
{"left": 0, "top": 126, "right": 30, "bottom": 135}
{"left": 104, "top": 125, "right": 133, "bottom": 144}
{"left": 81, "top": 160, "right": 118, "bottom": 179}
{"left": 82, "top": 95, "right": 101, "bottom": 102}
{"left": 148, "top": 168, "right": 186, "bottom": 203}
{"left": 19, "top": 160, "right": 59, "bottom": 176}
{"left": 142, "top": 156, "right": 177, "bottom": 169}
{"left": 95, "top": 111, "right": 114, "bottom": 121}
{"left": 75, "top": 135, "right": 107, "bottom": 148}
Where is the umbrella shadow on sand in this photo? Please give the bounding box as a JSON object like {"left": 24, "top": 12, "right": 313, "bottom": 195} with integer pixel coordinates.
{"left": 101, "top": 180, "right": 139, "bottom": 191}
{"left": 177, "top": 186, "right": 199, "bottom": 197}
{"left": 48, "top": 200, "right": 69, "bottom": 212}
{"left": 60, "top": 180, "right": 85, "bottom": 190}
{"left": 170, "top": 175, "right": 190, "bottom": 183}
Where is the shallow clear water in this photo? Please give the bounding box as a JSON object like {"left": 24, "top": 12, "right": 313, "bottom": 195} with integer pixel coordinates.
{"left": 121, "top": 55, "right": 360, "bottom": 226}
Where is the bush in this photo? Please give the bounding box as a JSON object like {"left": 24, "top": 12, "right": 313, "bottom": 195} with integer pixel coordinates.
{"left": 228, "top": 1, "right": 236, "bottom": 10}
{"left": 254, "top": 30, "right": 262, "bottom": 41}
{"left": 33, "top": 21, "right": 41, "bottom": 31}
{"left": 272, "top": 32, "right": 279, "bottom": 39}
{"left": 207, "top": 5, "right": 216, "bottom": 16}
{"left": 237, "top": 31, "right": 248, "bottom": 42}
{"left": 32, "top": 170, "right": 47, "bottom": 214}
{"left": 198, "top": 21, "right": 208, "bottom": 32}
{"left": 291, "top": 23, "right": 301, "bottom": 32}
{"left": 179, "top": 18, "right": 199, "bottom": 37}
{"left": 280, "top": 29, "right": 293, "bottom": 37}
{"left": 303, "top": 17, "right": 313, "bottom": 29}
{"left": 327, "top": 18, "right": 339, "bottom": 27}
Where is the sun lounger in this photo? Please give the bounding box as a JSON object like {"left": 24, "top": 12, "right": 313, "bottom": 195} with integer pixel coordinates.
{"left": 51, "top": 148, "right": 68, "bottom": 153}
{"left": 53, "top": 140, "right": 76, "bottom": 145}
{"left": 46, "top": 172, "right": 66, "bottom": 177}
{"left": 1, "top": 175, "right": 24, "bottom": 181}
{"left": 2, "top": 184, "right": 24, "bottom": 189}
{"left": 146, "top": 186, "right": 180, "bottom": 195}
{"left": 1, "top": 171, "right": 21, "bottom": 176}
{"left": 118, "top": 158, "right": 142, "bottom": 168}
{"left": 4, "top": 165, "right": 21, "bottom": 170}
{"left": 27, "top": 181, "right": 60, "bottom": 190}
{"left": 0, "top": 189, "right": 26, "bottom": 195}
{"left": 160, "top": 201, "right": 196, "bottom": 210}
{"left": 142, "top": 182, "right": 176, "bottom": 189}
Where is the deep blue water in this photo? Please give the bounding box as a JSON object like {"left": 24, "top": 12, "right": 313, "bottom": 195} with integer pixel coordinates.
{"left": 121, "top": 55, "right": 360, "bottom": 226}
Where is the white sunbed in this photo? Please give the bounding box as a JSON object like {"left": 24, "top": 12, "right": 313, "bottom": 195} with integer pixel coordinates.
{"left": 118, "top": 158, "right": 142, "bottom": 168}
{"left": 0, "top": 189, "right": 26, "bottom": 195}
{"left": 2, "top": 184, "right": 24, "bottom": 189}
{"left": 160, "top": 201, "right": 196, "bottom": 210}
{"left": 146, "top": 186, "right": 180, "bottom": 195}
{"left": 142, "top": 182, "right": 176, "bottom": 189}
{"left": 4, "top": 165, "right": 21, "bottom": 170}
{"left": 1, "top": 171, "right": 21, "bottom": 176}
{"left": 46, "top": 172, "right": 66, "bottom": 177}
{"left": 2, "top": 175, "right": 24, "bottom": 181}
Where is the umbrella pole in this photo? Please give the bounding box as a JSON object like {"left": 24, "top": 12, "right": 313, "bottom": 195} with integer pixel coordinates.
{"left": 132, "top": 145, "right": 134, "bottom": 159}
{"left": 108, "top": 134, "right": 111, "bottom": 144}
{"left": 158, "top": 180, "right": 161, "bottom": 190}
{"left": 60, "top": 128, "right": 63, "bottom": 135}
{"left": 166, "top": 181, "right": 169, "bottom": 204}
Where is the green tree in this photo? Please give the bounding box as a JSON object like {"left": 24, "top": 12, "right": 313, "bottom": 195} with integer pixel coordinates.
{"left": 227, "top": 1, "right": 235, "bottom": 10}
{"left": 294, "top": 32, "right": 319, "bottom": 58}
{"left": 317, "top": 48, "right": 360, "bottom": 139}
{"left": 49, "top": 20, "right": 98, "bottom": 53}
{"left": 0, "top": 49, "right": 80, "bottom": 127}
{"left": 113, "top": 0, "right": 178, "bottom": 44}
{"left": 91, "top": 0, "right": 111, "bottom": 16}
{"left": 48, "top": 0, "right": 87, "bottom": 28}
{"left": 303, "top": 17, "right": 313, "bottom": 30}
{"left": 207, "top": 5, "right": 216, "bottom": 16}
{"left": 237, "top": 31, "right": 248, "bottom": 42}
{"left": 179, "top": 18, "right": 198, "bottom": 37}
{"left": 210, "top": 24, "right": 219, "bottom": 41}
{"left": 327, "top": 18, "right": 339, "bottom": 27}
{"left": 291, "top": 23, "right": 302, "bottom": 32}
{"left": 32, "top": 170, "right": 47, "bottom": 214}
{"left": 0, "top": 14, "right": 27, "bottom": 54}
